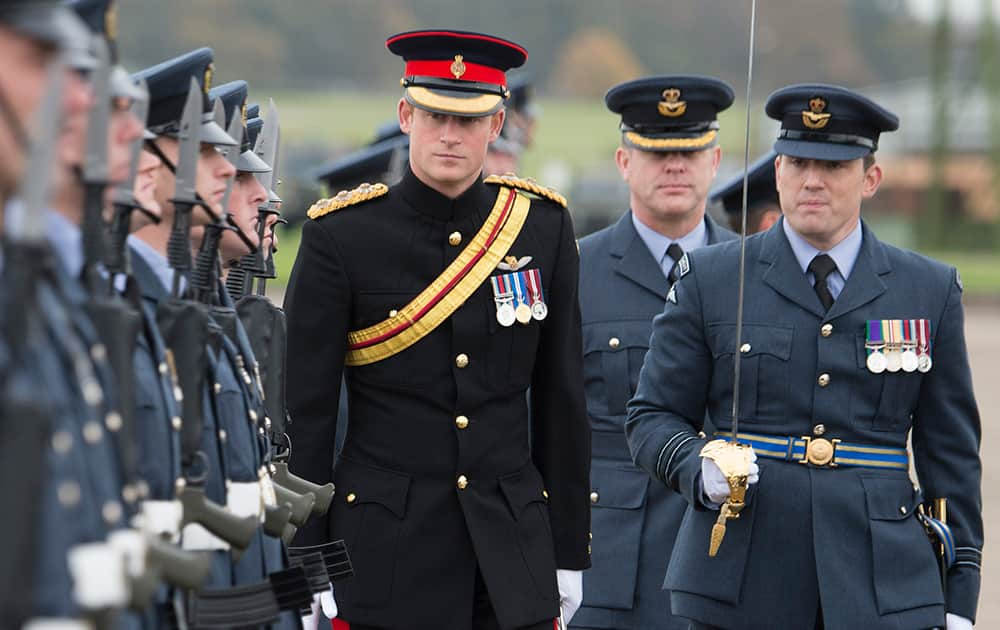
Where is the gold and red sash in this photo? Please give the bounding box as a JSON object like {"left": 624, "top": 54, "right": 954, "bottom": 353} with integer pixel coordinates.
{"left": 345, "top": 185, "right": 531, "bottom": 366}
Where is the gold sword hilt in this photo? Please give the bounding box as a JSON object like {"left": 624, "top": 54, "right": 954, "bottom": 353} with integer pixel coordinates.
{"left": 701, "top": 439, "right": 753, "bottom": 557}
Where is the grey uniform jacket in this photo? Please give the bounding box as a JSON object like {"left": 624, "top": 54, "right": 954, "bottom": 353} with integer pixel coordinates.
{"left": 626, "top": 219, "right": 982, "bottom": 630}
{"left": 572, "top": 212, "right": 735, "bottom": 630}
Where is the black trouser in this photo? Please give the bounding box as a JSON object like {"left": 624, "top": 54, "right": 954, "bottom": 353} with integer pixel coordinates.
{"left": 347, "top": 565, "right": 555, "bottom": 630}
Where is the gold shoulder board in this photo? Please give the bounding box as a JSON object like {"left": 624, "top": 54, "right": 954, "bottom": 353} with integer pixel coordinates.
{"left": 307, "top": 182, "right": 389, "bottom": 220}
{"left": 484, "top": 173, "right": 567, "bottom": 208}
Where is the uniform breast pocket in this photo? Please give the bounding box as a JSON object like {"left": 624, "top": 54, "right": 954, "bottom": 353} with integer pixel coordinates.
{"left": 852, "top": 335, "right": 924, "bottom": 432}
{"left": 707, "top": 323, "right": 793, "bottom": 424}
{"left": 352, "top": 290, "right": 437, "bottom": 388}
{"left": 582, "top": 321, "right": 651, "bottom": 418}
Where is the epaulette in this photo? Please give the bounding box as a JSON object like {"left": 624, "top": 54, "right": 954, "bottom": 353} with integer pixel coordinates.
{"left": 484, "top": 173, "right": 567, "bottom": 208}
{"left": 307, "top": 182, "right": 389, "bottom": 220}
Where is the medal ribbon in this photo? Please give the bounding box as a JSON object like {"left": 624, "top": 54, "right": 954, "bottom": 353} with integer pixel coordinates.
{"left": 512, "top": 271, "right": 528, "bottom": 307}
{"left": 527, "top": 268, "right": 544, "bottom": 303}
{"left": 881, "top": 319, "right": 893, "bottom": 350}
{"left": 903, "top": 319, "right": 916, "bottom": 348}
{"left": 867, "top": 320, "right": 883, "bottom": 354}
{"left": 919, "top": 319, "right": 931, "bottom": 353}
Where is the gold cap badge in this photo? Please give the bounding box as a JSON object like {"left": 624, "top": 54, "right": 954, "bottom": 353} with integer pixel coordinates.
{"left": 241, "top": 102, "right": 248, "bottom": 128}
{"left": 451, "top": 55, "right": 467, "bottom": 79}
{"left": 203, "top": 63, "right": 214, "bottom": 95}
{"left": 658, "top": 87, "right": 687, "bottom": 118}
{"left": 802, "top": 96, "right": 832, "bottom": 130}
{"left": 105, "top": 1, "right": 118, "bottom": 42}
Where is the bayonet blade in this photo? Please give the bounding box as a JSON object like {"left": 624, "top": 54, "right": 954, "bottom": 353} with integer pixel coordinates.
{"left": 219, "top": 105, "right": 242, "bottom": 212}
{"left": 254, "top": 99, "right": 279, "bottom": 194}
{"left": 112, "top": 78, "right": 148, "bottom": 207}
{"left": 173, "top": 78, "right": 203, "bottom": 206}
{"left": 82, "top": 35, "right": 112, "bottom": 184}
{"left": 13, "top": 58, "right": 65, "bottom": 243}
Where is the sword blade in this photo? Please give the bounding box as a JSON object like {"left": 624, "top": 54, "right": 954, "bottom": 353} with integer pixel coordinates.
{"left": 730, "top": 0, "right": 758, "bottom": 442}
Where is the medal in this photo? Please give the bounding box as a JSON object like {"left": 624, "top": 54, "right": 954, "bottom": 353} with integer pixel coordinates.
{"left": 917, "top": 319, "right": 933, "bottom": 373}
{"left": 491, "top": 275, "right": 516, "bottom": 327}
{"left": 512, "top": 272, "right": 532, "bottom": 325}
{"left": 884, "top": 319, "right": 902, "bottom": 373}
{"left": 900, "top": 319, "right": 918, "bottom": 373}
{"left": 865, "top": 320, "right": 887, "bottom": 374}
{"left": 867, "top": 351, "right": 887, "bottom": 374}
{"left": 526, "top": 268, "right": 548, "bottom": 321}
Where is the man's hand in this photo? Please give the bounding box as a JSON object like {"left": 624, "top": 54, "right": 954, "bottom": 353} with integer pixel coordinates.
{"left": 557, "top": 569, "right": 583, "bottom": 625}
{"left": 701, "top": 447, "right": 759, "bottom": 506}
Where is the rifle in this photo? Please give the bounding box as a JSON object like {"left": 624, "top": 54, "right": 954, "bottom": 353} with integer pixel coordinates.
{"left": 155, "top": 80, "right": 258, "bottom": 552}
{"left": 0, "top": 60, "right": 63, "bottom": 629}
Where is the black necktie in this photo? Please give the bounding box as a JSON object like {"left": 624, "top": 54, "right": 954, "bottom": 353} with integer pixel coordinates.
{"left": 666, "top": 243, "right": 684, "bottom": 285}
{"left": 808, "top": 254, "right": 837, "bottom": 311}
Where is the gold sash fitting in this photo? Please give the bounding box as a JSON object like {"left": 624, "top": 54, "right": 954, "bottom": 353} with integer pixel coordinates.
{"left": 345, "top": 186, "right": 531, "bottom": 366}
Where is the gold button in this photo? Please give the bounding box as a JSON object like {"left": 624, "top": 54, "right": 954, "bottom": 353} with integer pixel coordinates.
{"left": 608, "top": 337, "right": 620, "bottom": 349}
{"left": 589, "top": 532, "right": 593, "bottom": 540}
{"left": 813, "top": 424, "right": 826, "bottom": 436}
{"left": 448, "top": 231, "right": 462, "bottom": 246}
{"left": 455, "top": 415, "right": 469, "bottom": 429}
{"left": 590, "top": 491, "right": 599, "bottom": 504}
{"left": 821, "top": 323, "right": 833, "bottom": 337}
{"left": 249, "top": 409, "right": 258, "bottom": 423}
{"left": 90, "top": 343, "right": 107, "bottom": 363}
{"left": 105, "top": 411, "right": 123, "bottom": 432}
{"left": 542, "top": 490, "right": 549, "bottom": 499}
{"left": 346, "top": 493, "right": 356, "bottom": 504}
{"left": 817, "top": 373, "right": 831, "bottom": 387}
{"left": 389, "top": 309, "right": 399, "bottom": 317}
{"left": 218, "top": 429, "right": 228, "bottom": 442}
{"left": 171, "top": 416, "right": 182, "bottom": 431}
{"left": 214, "top": 383, "right": 222, "bottom": 394}
{"left": 158, "top": 362, "right": 168, "bottom": 376}
{"left": 899, "top": 506, "right": 907, "bottom": 515}
{"left": 740, "top": 343, "right": 751, "bottom": 354}
{"left": 455, "top": 353, "right": 469, "bottom": 369}
{"left": 122, "top": 485, "right": 138, "bottom": 504}
{"left": 457, "top": 475, "right": 469, "bottom": 490}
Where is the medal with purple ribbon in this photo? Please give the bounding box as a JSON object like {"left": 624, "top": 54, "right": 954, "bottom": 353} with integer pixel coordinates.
{"left": 866, "top": 320, "right": 887, "bottom": 374}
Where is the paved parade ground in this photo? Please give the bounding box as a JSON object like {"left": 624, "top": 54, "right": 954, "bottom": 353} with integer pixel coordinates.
{"left": 968, "top": 304, "right": 999, "bottom": 626}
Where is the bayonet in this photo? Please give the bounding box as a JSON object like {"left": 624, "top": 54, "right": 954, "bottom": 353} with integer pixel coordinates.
{"left": 166, "top": 78, "right": 203, "bottom": 298}
{"left": 107, "top": 80, "right": 150, "bottom": 281}
{"left": 80, "top": 35, "right": 112, "bottom": 293}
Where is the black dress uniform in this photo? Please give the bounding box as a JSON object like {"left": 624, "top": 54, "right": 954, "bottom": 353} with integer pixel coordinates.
{"left": 625, "top": 84, "right": 983, "bottom": 630}
{"left": 573, "top": 76, "right": 737, "bottom": 630}
{"left": 285, "top": 29, "right": 590, "bottom": 630}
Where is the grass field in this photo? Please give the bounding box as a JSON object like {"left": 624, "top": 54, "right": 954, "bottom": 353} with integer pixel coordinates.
{"left": 269, "top": 90, "right": 1000, "bottom": 297}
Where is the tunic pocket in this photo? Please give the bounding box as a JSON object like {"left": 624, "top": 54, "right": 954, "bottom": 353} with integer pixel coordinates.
{"left": 332, "top": 458, "right": 412, "bottom": 607}
{"left": 584, "top": 465, "right": 649, "bottom": 610}
{"left": 707, "top": 323, "right": 793, "bottom": 424}
{"left": 583, "top": 321, "right": 650, "bottom": 418}
{"left": 861, "top": 475, "right": 944, "bottom": 614}
{"left": 499, "top": 466, "right": 558, "bottom": 598}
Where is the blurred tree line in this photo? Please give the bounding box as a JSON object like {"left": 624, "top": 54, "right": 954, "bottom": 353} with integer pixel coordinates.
{"left": 118, "top": 0, "right": 932, "bottom": 95}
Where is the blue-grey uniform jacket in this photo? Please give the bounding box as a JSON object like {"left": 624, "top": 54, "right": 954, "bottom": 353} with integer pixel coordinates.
{"left": 626, "top": 219, "right": 983, "bottom": 630}
{"left": 571, "top": 212, "right": 735, "bottom": 630}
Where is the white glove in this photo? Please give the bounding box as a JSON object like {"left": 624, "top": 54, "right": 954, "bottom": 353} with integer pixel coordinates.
{"left": 300, "top": 583, "right": 337, "bottom": 629}
{"left": 946, "top": 613, "right": 974, "bottom": 629}
{"left": 700, "top": 448, "right": 759, "bottom": 506}
{"left": 556, "top": 569, "right": 583, "bottom": 625}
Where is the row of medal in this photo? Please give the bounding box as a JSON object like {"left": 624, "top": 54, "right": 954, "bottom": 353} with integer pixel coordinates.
{"left": 864, "top": 319, "right": 932, "bottom": 374}
{"left": 490, "top": 269, "right": 548, "bottom": 326}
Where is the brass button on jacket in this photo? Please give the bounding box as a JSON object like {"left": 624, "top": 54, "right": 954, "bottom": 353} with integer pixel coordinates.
{"left": 817, "top": 373, "right": 831, "bottom": 387}
{"left": 455, "top": 353, "right": 469, "bottom": 369}
{"left": 457, "top": 475, "right": 469, "bottom": 490}
{"left": 455, "top": 415, "right": 469, "bottom": 429}
{"left": 821, "top": 323, "right": 833, "bottom": 337}
{"left": 448, "top": 231, "right": 462, "bottom": 246}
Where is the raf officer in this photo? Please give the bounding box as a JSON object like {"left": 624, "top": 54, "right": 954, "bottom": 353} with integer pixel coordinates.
{"left": 284, "top": 29, "right": 591, "bottom": 630}
{"left": 625, "top": 84, "right": 982, "bottom": 629}
{"left": 572, "top": 76, "right": 736, "bottom": 630}
{"left": 710, "top": 150, "right": 781, "bottom": 235}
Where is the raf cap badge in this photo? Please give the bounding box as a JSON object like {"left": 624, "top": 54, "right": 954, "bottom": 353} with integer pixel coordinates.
{"left": 658, "top": 87, "right": 687, "bottom": 118}
{"left": 802, "top": 96, "right": 832, "bottom": 130}
{"left": 203, "top": 62, "right": 214, "bottom": 95}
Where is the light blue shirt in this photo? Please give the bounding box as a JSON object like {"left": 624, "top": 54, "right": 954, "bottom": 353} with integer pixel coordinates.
{"left": 128, "top": 234, "right": 181, "bottom": 294}
{"left": 782, "top": 217, "right": 862, "bottom": 300}
{"left": 631, "top": 211, "right": 708, "bottom": 280}
{"left": 46, "top": 210, "right": 83, "bottom": 279}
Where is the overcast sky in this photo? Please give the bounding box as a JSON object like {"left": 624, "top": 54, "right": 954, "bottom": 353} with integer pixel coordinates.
{"left": 907, "top": 0, "right": 999, "bottom": 24}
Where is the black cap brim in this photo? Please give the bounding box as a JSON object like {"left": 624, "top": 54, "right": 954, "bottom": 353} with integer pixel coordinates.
{"left": 773, "top": 138, "right": 870, "bottom": 162}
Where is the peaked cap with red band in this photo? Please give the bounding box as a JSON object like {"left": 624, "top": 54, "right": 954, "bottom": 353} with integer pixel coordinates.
{"left": 386, "top": 29, "right": 528, "bottom": 117}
